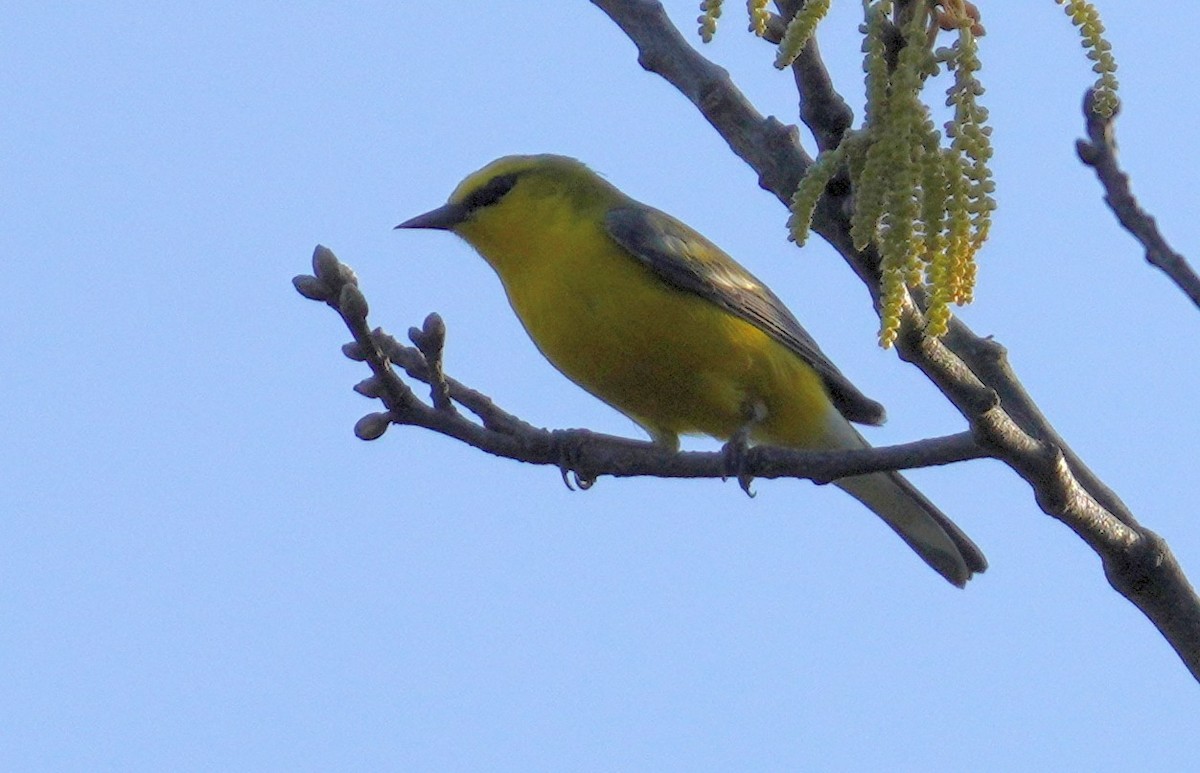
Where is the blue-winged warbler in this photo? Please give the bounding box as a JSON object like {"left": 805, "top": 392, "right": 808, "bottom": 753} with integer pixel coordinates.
{"left": 397, "top": 154, "right": 985, "bottom": 586}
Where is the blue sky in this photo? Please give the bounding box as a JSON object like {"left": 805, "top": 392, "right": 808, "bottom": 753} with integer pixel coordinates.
{"left": 4, "top": 3, "right": 1198, "bottom": 770}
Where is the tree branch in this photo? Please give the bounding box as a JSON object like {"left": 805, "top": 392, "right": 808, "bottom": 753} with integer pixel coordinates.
{"left": 295, "top": 246, "right": 990, "bottom": 491}
{"left": 774, "top": 0, "right": 855, "bottom": 153}
{"left": 588, "top": 0, "right": 1200, "bottom": 680}
{"left": 1076, "top": 90, "right": 1200, "bottom": 311}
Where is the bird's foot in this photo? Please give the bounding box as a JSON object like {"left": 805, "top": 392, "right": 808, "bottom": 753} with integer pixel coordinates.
{"left": 552, "top": 429, "right": 597, "bottom": 491}
{"left": 721, "top": 427, "right": 756, "bottom": 498}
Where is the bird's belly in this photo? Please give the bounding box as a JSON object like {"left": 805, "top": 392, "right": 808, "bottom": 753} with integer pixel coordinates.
{"left": 500, "top": 262, "right": 834, "bottom": 447}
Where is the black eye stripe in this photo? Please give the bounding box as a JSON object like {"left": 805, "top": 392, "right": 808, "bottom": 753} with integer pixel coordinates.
{"left": 462, "top": 172, "right": 519, "bottom": 211}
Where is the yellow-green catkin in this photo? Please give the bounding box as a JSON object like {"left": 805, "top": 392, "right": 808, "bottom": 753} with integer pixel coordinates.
{"left": 847, "top": 0, "right": 893, "bottom": 254}
{"left": 1056, "top": 0, "right": 1118, "bottom": 116}
{"left": 788, "top": 141, "right": 847, "bottom": 246}
{"left": 747, "top": 0, "right": 770, "bottom": 37}
{"left": 774, "top": 0, "right": 832, "bottom": 68}
{"left": 769, "top": 2, "right": 1016, "bottom": 345}
{"left": 940, "top": 8, "right": 993, "bottom": 307}
{"left": 785, "top": 0, "right": 995, "bottom": 347}
{"left": 698, "top": 0, "right": 723, "bottom": 43}
{"left": 703, "top": 0, "right": 1120, "bottom": 346}
{"left": 874, "top": 5, "right": 933, "bottom": 348}
{"left": 920, "top": 132, "right": 952, "bottom": 337}
{"left": 943, "top": 150, "right": 975, "bottom": 305}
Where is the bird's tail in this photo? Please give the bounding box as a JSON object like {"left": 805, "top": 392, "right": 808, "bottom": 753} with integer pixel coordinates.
{"left": 835, "top": 470, "right": 987, "bottom": 587}
{"left": 800, "top": 409, "right": 986, "bottom": 587}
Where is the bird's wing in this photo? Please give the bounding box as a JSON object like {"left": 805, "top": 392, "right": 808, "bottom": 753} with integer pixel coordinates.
{"left": 605, "top": 204, "right": 886, "bottom": 426}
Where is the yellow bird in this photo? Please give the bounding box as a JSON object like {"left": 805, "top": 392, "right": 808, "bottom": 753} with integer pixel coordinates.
{"left": 397, "top": 154, "right": 986, "bottom": 586}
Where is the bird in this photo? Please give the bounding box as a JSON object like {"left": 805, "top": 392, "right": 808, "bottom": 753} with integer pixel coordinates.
{"left": 396, "top": 154, "right": 986, "bottom": 586}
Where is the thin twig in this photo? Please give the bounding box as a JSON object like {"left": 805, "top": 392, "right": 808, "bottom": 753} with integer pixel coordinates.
{"left": 1076, "top": 90, "right": 1200, "bottom": 311}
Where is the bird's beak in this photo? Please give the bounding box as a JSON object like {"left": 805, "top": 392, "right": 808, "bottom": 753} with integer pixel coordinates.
{"left": 395, "top": 202, "right": 469, "bottom": 231}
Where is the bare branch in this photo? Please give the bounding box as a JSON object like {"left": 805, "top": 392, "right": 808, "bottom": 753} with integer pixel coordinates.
{"left": 593, "top": 0, "right": 814, "bottom": 210}
{"left": 1076, "top": 90, "right": 1200, "bottom": 311}
{"left": 296, "top": 246, "right": 990, "bottom": 490}
{"left": 774, "top": 0, "right": 855, "bottom": 152}
{"left": 588, "top": 0, "right": 1200, "bottom": 680}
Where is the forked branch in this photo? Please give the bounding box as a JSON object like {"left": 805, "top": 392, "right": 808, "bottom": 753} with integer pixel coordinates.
{"left": 588, "top": 0, "right": 1200, "bottom": 679}
{"left": 295, "top": 245, "right": 989, "bottom": 491}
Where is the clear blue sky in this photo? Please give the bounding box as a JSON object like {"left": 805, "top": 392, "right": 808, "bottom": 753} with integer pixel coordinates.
{"left": 5, "top": 3, "right": 1198, "bottom": 770}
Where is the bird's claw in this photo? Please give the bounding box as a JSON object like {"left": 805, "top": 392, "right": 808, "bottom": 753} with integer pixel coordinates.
{"left": 721, "top": 430, "right": 756, "bottom": 498}
{"left": 553, "top": 430, "right": 597, "bottom": 491}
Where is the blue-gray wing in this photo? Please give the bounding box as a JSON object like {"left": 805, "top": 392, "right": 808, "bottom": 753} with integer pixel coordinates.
{"left": 605, "top": 204, "right": 886, "bottom": 426}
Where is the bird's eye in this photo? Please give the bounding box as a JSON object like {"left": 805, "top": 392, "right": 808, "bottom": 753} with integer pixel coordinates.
{"left": 462, "top": 173, "right": 518, "bottom": 211}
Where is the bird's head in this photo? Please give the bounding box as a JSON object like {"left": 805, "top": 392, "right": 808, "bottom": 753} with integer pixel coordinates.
{"left": 397, "top": 154, "right": 625, "bottom": 267}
